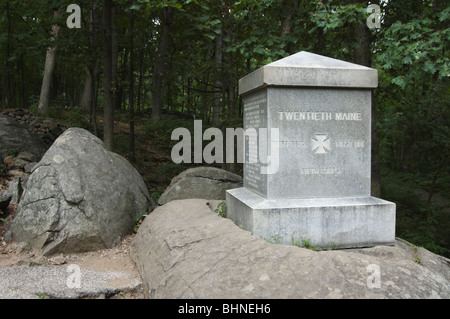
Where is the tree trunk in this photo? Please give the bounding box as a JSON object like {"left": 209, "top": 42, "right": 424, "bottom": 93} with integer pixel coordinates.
{"left": 20, "top": 54, "right": 26, "bottom": 107}
{"left": 313, "top": 0, "right": 327, "bottom": 54}
{"left": 280, "top": 0, "right": 300, "bottom": 55}
{"left": 119, "top": 48, "right": 129, "bottom": 112}
{"left": 129, "top": 8, "right": 136, "bottom": 162}
{"left": 137, "top": 47, "right": 144, "bottom": 112}
{"left": 38, "top": 9, "right": 61, "bottom": 115}
{"left": 90, "top": 66, "right": 99, "bottom": 136}
{"left": 212, "top": 22, "right": 223, "bottom": 126}
{"left": 103, "top": 0, "right": 114, "bottom": 151}
{"left": 80, "top": 70, "right": 93, "bottom": 112}
{"left": 353, "top": 21, "right": 371, "bottom": 67}
{"left": 92, "top": 66, "right": 100, "bottom": 136}
{"left": 227, "top": 72, "right": 236, "bottom": 120}
{"left": 87, "top": 3, "right": 99, "bottom": 136}
{"left": 152, "top": 6, "right": 174, "bottom": 120}
{"left": 4, "top": 1, "right": 13, "bottom": 107}
{"left": 112, "top": 4, "right": 119, "bottom": 112}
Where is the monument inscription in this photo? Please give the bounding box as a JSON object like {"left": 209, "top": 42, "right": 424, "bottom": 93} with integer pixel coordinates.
{"left": 243, "top": 91, "right": 268, "bottom": 195}
{"left": 243, "top": 86, "right": 372, "bottom": 199}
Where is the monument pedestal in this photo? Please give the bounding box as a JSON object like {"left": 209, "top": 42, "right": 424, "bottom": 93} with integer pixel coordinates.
{"left": 227, "top": 188, "right": 395, "bottom": 249}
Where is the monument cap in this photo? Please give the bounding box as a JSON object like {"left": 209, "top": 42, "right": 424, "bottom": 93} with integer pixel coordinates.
{"left": 239, "top": 51, "right": 378, "bottom": 96}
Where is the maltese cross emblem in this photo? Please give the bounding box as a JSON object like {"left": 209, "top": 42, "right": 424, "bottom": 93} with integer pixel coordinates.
{"left": 311, "top": 133, "right": 331, "bottom": 154}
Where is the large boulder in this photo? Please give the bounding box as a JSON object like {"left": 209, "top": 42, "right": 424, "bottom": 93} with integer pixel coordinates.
{"left": 158, "top": 167, "right": 242, "bottom": 205}
{"left": 8, "top": 128, "right": 152, "bottom": 255}
{"left": 131, "top": 199, "right": 450, "bottom": 299}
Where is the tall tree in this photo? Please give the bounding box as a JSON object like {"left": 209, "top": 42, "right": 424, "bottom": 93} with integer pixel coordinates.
{"left": 129, "top": 5, "right": 136, "bottom": 162}
{"left": 280, "top": 0, "right": 300, "bottom": 55}
{"left": 103, "top": 0, "right": 114, "bottom": 150}
{"left": 3, "top": 1, "right": 13, "bottom": 107}
{"left": 37, "top": 8, "right": 62, "bottom": 115}
{"left": 212, "top": 16, "right": 223, "bottom": 126}
{"left": 152, "top": 6, "right": 174, "bottom": 120}
{"left": 111, "top": 3, "right": 119, "bottom": 112}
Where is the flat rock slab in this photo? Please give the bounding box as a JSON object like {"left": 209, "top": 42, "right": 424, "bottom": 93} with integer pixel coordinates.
{"left": 131, "top": 199, "right": 450, "bottom": 299}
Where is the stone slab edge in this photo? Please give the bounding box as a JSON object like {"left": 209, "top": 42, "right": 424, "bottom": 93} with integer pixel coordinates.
{"left": 239, "top": 51, "right": 378, "bottom": 96}
{"left": 226, "top": 187, "right": 396, "bottom": 249}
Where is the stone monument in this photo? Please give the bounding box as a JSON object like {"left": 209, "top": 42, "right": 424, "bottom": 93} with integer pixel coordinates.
{"left": 226, "top": 51, "right": 396, "bottom": 249}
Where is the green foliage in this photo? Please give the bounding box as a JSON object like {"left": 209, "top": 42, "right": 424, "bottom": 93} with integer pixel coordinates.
{"left": 313, "top": 1, "right": 366, "bottom": 31}
{"left": 374, "top": 3, "right": 450, "bottom": 242}
{"left": 67, "top": 108, "right": 92, "bottom": 130}
{"left": 113, "top": 133, "right": 129, "bottom": 155}
{"left": 291, "top": 237, "right": 321, "bottom": 251}
{"left": 382, "top": 170, "right": 450, "bottom": 258}
{"left": 133, "top": 212, "right": 149, "bottom": 233}
{"left": 7, "top": 149, "right": 18, "bottom": 157}
{"left": 152, "top": 161, "right": 188, "bottom": 179}
{"left": 214, "top": 201, "right": 227, "bottom": 218}
{"left": 308, "top": 0, "right": 369, "bottom": 60}
{"left": 36, "top": 292, "right": 49, "bottom": 299}
{"left": 48, "top": 107, "right": 91, "bottom": 131}
{"left": 28, "top": 95, "right": 40, "bottom": 114}
{"left": 0, "top": 163, "right": 6, "bottom": 175}
{"left": 149, "top": 186, "right": 166, "bottom": 203}
{"left": 143, "top": 115, "right": 195, "bottom": 150}
{"left": 265, "top": 235, "right": 283, "bottom": 245}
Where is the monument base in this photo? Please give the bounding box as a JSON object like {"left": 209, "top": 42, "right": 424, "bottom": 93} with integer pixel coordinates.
{"left": 226, "top": 188, "right": 396, "bottom": 249}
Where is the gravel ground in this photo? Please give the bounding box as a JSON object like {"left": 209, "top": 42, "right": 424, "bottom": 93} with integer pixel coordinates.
{"left": 0, "top": 235, "right": 144, "bottom": 299}
{"left": 0, "top": 265, "right": 142, "bottom": 299}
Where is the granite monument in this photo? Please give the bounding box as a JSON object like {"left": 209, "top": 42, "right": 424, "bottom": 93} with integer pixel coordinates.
{"left": 226, "top": 51, "right": 396, "bottom": 249}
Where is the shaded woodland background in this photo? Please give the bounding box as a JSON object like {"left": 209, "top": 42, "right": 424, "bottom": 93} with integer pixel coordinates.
{"left": 0, "top": 0, "right": 449, "bottom": 256}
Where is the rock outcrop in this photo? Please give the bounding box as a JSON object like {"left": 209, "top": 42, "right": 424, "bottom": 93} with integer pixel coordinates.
{"left": 8, "top": 128, "right": 153, "bottom": 256}
{"left": 0, "top": 113, "right": 48, "bottom": 163}
{"left": 131, "top": 199, "right": 450, "bottom": 299}
{"left": 1, "top": 109, "right": 67, "bottom": 148}
{"left": 158, "top": 166, "right": 242, "bottom": 205}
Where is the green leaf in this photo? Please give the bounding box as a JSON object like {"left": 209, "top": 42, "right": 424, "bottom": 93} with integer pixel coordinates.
{"left": 402, "top": 56, "right": 413, "bottom": 65}
{"left": 423, "top": 60, "right": 436, "bottom": 74}
{"left": 391, "top": 76, "right": 406, "bottom": 88}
